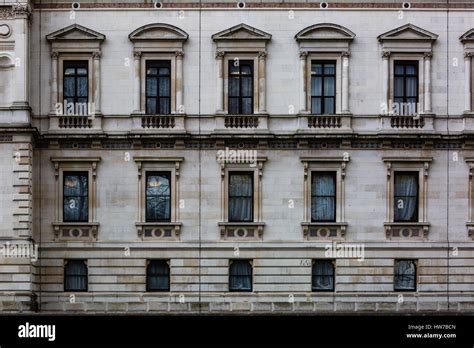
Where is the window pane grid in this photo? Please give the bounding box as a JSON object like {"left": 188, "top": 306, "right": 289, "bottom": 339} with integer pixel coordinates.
{"left": 146, "top": 172, "right": 171, "bottom": 222}
{"left": 312, "top": 260, "right": 335, "bottom": 291}
{"left": 146, "top": 61, "right": 171, "bottom": 115}
{"left": 394, "top": 172, "right": 418, "bottom": 222}
{"left": 63, "top": 61, "right": 88, "bottom": 107}
{"left": 229, "top": 260, "right": 252, "bottom": 292}
{"left": 393, "top": 61, "right": 418, "bottom": 114}
{"left": 228, "top": 172, "right": 253, "bottom": 222}
{"left": 311, "top": 61, "right": 336, "bottom": 114}
{"left": 63, "top": 172, "right": 88, "bottom": 222}
{"left": 394, "top": 260, "right": 417, "bottom": 291}
{"left": 147, "top": 260, "right": 170, "bottom": 291}
{"left": 228, "top": 60, "right": 254, "bottom": 115}
{"left": 311, "top": 172, "right": 336, "bottom": 222}
{"left": 64, "top": 260, "right": 88, "bottom": 292}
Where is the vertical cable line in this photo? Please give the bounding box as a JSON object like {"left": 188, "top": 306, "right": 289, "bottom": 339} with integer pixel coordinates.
{"left": 445, "top": 0, "right": 451, "bottom": 311}
{"left": 37, "top": 0, "right": 43, "bottom": 312}
{"left": 198, "top": 0, "right": 203, "bottom": 312}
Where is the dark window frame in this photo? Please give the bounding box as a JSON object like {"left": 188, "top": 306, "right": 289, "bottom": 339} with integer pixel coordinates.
{"left": 64, "top": 259, "right": 88, "bottom": 292}
{"left": 146, "top": 259, "right": 170, "bottom": 292}
{"left": 145, "top": 171, "right": 172, "bottom": 223}
{"left": 394, "top": 259, "right": 417, "bottom": 292}
{"left": 63, "top": 171, "right": 89, "bottom": 223}
{"left": 312, "top": 259, "right": 335, "bottom": 292}
{"left": 145, "top": 60, "right": 172, "bottom": 115}
{"left": 393, "top": 171, "right": 419, "bottom": 223}
{"left": 228, "top": 60, "right": 254, "bottom": 115}
{"left": 228, "top": 171, "right": 254, "bottom": 223}
{"left": 229, "top": 259, "right": 253, "bottom": 292}
{"left": 393, "top": 60, "right": 419, "bottom": 114}
{"left": 311, "top": 60, "right": 336, "bottom": 115}
{"left": 63, "top": 60, "right": 89, "bottom": 106}
{"left": 311, "top": 171, "right": 337, "bottom": 223}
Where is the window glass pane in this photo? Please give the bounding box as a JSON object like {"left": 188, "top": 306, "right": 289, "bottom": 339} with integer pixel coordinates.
{"left": 229, "top": 63, "right": 239, "bottom": 75}
{"left": 311, "top": 98, "right": 321, "bottom": 114}
{"left": 77, "top": 77, "right": 88, "bottom": 97}
{"left": 229, "top": 174, "right": 253, "bottom": 222}
{"left": 405, "top": 64, "right": 416, "bottom": 75}
{"left": 324, "top": 98, "right": 335, "bottom": 114}
{"left": 65, "top": 260, "right": 87, "bottom": 291}
{"left": 146, "top": 173, "right": 171, "bottom": 221}
{"left": 229, "top": 261, "right": 252, "bottom": 291}
{"left": 146, "top": 98, "right": 156, "bottom": 114}
{"left": 64, "top": 68, "right": 75, "bottom": 75}
{"left": 159, "top": 98, "right": 170, "bottom": 114}
{"left": 228, "top": 98, "right": 239, "bottom": 114}
{"left": 77, "top": 68, "right": 87, "bottom": 76}
{"left": 394, "top": 173, "right": 418, "bottom": 222}
{"left": 241, "top": 77, "right": 252, "bottom": 97}
{"left": 406, "top": 77, "right": 417, "bottom": 97}
{"left": 394, "top": 260, "right": 416, "bottom": 290}
{"left": 394, "top": 77, "right": 404, "bottom": 97}
{"left": 324, "top": 64, "right": 335, "bottom": 75}
{"left": 241, "top": 98, "right": 253, "bottom": 115}
{"left": 312, "top": 173, "right": 336, "bottom": 222}
{"left": 312, "top": 63, "right": 323, "bottom": 75}
{"left": 240, "top": 64, "right": 252, "bottom": 75}
{"left": 159, "top": 78, "right": 170, "bottom": 97}
{"left": 64, "top": 174, "right": 88, "bottom": 196}
{"left": 147, "top": 261, "right": 170, "bottom": 291}
{"left": 229, "top": 78, "right": 240, "bottom": 97}
{"left": 312, "top": 260, "right": 334, "bottom": 291}
{"left": 147, "top": 67, "right": 158, "bottom": 76}
{"left": 159, "top": 67, "right": 170, "bottom": 76}
{"left": 324, "top": 77, "right": 335, "bottom": 96}
{"left": 394, "top": 64, "right": 404, "bottom": 75}
{"left": 64, "top": 77, "right": 75, "bottom": 97}
{"left": 146, "top": 77, "right": 157, "bottom": 96}
{"left": 312, "top": 77, "right": 322, "bottom": 97}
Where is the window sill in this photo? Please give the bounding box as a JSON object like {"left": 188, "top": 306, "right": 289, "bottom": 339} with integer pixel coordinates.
{"left": 48, "top": 114, "right": 102, "bottom": 131}
{"left": 53, "top": 222, "right": 99, "bottom": 241}
{"left": 131, "top": 114, "right": 185, "bottom": 132}
{"left": 135, "top": 222, "right": 182, "bottom": 240}
{"left": 214, "top": 114, "right": 269, "bottom": 131}
{"left": 218, "top": 222, "right": 265, "bottom": 240}
{"left": 301, "top": 222, "right": 347, "bottom": 240}
{"left": 384, "top": 222, "right": 429, "bottom": 239}
{"left": 297, "top": 114, "right": 352, "bottom": 132}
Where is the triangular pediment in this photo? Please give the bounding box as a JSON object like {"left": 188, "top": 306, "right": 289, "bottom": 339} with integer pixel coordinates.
{"left": 460, "top": 28, "right": 474, "bottom": 42}
{"left": 129, "top": 23, "right": 188, "bottom": 42}
{"left": 46, "top": 24, "right": 105, "bottom": 42}
{"left": 378, "top": 24, "right": 438, "bottom": 42}
{"left": 295, "top": 23, "right": 355, "bottom": 41}
{"left": 212, "top": 23, "right": 271, "bottom": 41}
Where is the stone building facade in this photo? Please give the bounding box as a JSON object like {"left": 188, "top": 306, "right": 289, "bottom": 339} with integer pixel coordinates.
{"left": 0, "top": 0, "right": 473, "bottom": 313}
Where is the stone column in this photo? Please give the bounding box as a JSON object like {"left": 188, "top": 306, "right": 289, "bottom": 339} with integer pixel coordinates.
{"left": 465, "top": 53, "right": 472, "bottom": 113}
{"left": 382, "top": 51, "right": 390, "bottom": 114}
{"left": 341, "top": 51, "right": 350, "bottom": 113}
{"left": 299, "top": 51, "right": 308, "bottom": 113}
{"left": 50, "top": 51, "right": 59, "bottom": 114}
{"left": 12, "top": 15, "right": 29, "bottom": 107}
{"left": 258, "top": 51, "right": 267, "bottom": 113}
{"left": 216, "top": 51, "right": 224, "bottom": 113}
{"left": 423, "top": 52, "right": 432, "bottom": 113}
{"left": 175, "top": 51, "right": 184, "bottom": 114}
{"left": 93, "top": 52, "right": 101, "bottom": 114}
{"left": 133, "top": 51, "right": 141, "bottom": 113}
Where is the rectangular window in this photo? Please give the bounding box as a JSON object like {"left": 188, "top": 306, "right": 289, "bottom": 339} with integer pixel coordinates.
{"left": 312, "top": 260, "right": 335, "bottom": 292}
{"left": 228, "top": 60, "right": 254, "bottom": 115}
{"left": 146, "top": 60, "right": 171, "bottom": 115}
{"left": 311, "top": 172, "right": 336, "bottom": 222}
{"left": 311, "top": 61, "right": 336, "bottom": 114}
{"left": 394, "top": 172, "right": 418, "bottom": 222}
{"left": 394, "top": 61, "right": 418, "bottom": 114}
{"left": 146, "top": 172, "right": 171, "bottom": 222}
{"left": 229, "top": 260, "right": 252, "bottom": 292}
{"left": 63, "top": 172, "right": 88, "bottom": 222}
{"left": 64, "top": 260, "right": 88, "bottom": 292}
{"left": 146, "top": 260, "right": 170, "bottom": 291}
{"left": 394, "top": 259, "right": 417, "bottom": 291}
{"left": 228, "top": 172, "right": 253, "bottom": 222}
{"left": 63, "top": 60, "right": 88, "bottom": 106}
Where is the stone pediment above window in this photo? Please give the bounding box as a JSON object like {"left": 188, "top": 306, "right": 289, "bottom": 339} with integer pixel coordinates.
{"left": 46, "top": 24, "right": 105, "bottom": 46}
{"left": 460, "top": 29, "right": 474, "bottom": 44}
{"left": 295, "top": 23, "right": 355, "bottom": 52}
{"left": 212, "top": 23, "right": 271, "bottom": 42}
{"left": 378, "top": 24, "right": 438, "bottom": 53}
{"left": 129, "top": 23, "right": 188, "bottom": 41}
